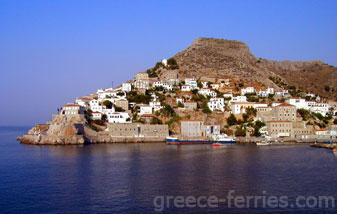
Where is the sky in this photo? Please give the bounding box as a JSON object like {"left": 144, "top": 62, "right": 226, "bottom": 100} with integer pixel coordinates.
{"left": 0, "top": 0, "right": 336, "bottom": 126}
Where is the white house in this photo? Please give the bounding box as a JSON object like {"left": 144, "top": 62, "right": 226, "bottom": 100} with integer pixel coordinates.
{"left": 230, "top": 96, "right": 247, "bottom": 103}
{"left": 258, "top": 88, "right": 274, "bottom": 97}
{"left": 198, "top": 88, "right": 217, "bottom": 97}
{"left": 153, "top": 81, "right": 173, "bottom": 91}
{"left": 75, "top": 97, "right": 92, "bottom": 107}
{"left": 89, "top": 99, "right": 105, "bottom": 113}
{"left": 139, "top": 105, "right": 153, "bottom": 115}
{"left": 201, "top": 81, "right": 208, "bottom": 88}
{"left": 310, "top": 103, "right": 329, "bottom": 116}
{"left": 122, "top": 83, "right": 132, "bottom": 92}
{"left": 61, "top": 103, "right": 85, "bottom": 115}
{"left": 286, "top": 98, "right": 307, "bottom": 109}
{"left": 91, "top": 112, "right": 102, "bottom": 120}
{"left": 230, "top": 102, "right": 255, "bottom": 114}
{"left": 241, "top": 87, "right": 255, "bottom": 95}
{"left": 208, "top": 98, "right": 225, "bottom": 112}
{"left": 181, "top": 85, "right": 191, "bottom": 91}
{"left": 108, "top": 112, "right": 131, "bottom": 123}
{"left": 275, "top": 90, "right": 289, "bottom": 98}
{"left": 185, "top": 78, "right": 198, "bottom": 89}
{"left": 176, "top": 98, "right": 184, "bottom": 104}
{"left": 149, "top": 101, "right": 162, "bottom": 112}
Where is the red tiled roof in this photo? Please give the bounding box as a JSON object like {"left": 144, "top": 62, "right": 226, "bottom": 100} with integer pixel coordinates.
{"left": 64, "top": 103, "right": 80, "bottom": 107}
{"left": 79, "top": 97, "right": 92, "bottom": 101}
{"left": 92, "top": 112, "right": 102, "bottom": 114}
{"left": 278, "top": 103, "right": 294, "bottom": 107}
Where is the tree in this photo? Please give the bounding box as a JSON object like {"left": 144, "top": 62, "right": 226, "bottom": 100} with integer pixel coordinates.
{"left": 177, "top": 102, "right": 184, "bottom": 108}
{"left": 297, "top": 109, "right": 310, "bottom": 121}
{"left": 202, "top": 103, "right": 212, "bottom": 114}
{"left": 243, "top": 113, "right": 249, "bottom": 122}
{"left": 160, "top": 103, "right": 174, "bottom": 117}
{"left": 246, "top": 107, "right": 257, "bottom": 117}
{"left": 103, "top": 100, "right": 113, "bottom": 109}
{"left": 197, "top": 81, "right": 203, "bottom": 88}
{"left": 150, "top": 117, "right": 162, "bottom": 125}
{"left": 167, "top": 57, "right": 179, "bottom": 69}
{"left": 334, "top": 119, "right": 337, "bottom": 125}
{"left": 115, "top": 106, "right": 125, "bottom": 112}
{"left": 235, "top": 126, "right": 246, "bottom": 137}
{"left": 325, "top": 85, "right": 330, "bottom": 92}
{"left": 227, "top": 114, "right": 237, "bottom": 126}
{"left": 238, "top": 82, "right": 244, "bottom": 87}
{"left": 191, "top": 89, "right": 199, "bottom": 95}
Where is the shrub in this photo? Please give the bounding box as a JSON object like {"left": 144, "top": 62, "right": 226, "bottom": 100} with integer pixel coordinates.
{"left": 115, "top": 106, "right": 125, "bottom": 112}
{"left": 334, "top": 119, "right": 337, "bottom": 125}
{"left": 325, "top": 85, "right": 330, "bottom": 92}
{"left": 150, "top": 117, "right": 162, "bottom": 125}
{"left": 235, "top": 127, "right": 246, "bottom": 137}
{"left": 103, "top": 100, "right": 113, "bottom": 109}
{"left": 227, "top": 114, "right": 237, "bottom": 126}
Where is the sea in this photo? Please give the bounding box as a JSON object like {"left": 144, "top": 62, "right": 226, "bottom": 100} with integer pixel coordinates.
{"left": 0, "top": 126, "right": 336, "bottom": 214}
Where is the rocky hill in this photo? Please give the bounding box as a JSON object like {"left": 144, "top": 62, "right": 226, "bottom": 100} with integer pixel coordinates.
{"left": 173, "top": 38, "right": 337, "bottom": 100}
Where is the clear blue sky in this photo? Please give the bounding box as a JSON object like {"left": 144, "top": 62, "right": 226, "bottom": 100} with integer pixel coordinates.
{"left": 0, "top": 0, "right": 336, "bottom": 126}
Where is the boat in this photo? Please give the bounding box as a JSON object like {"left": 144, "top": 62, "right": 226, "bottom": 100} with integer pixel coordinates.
{"left": 166, "top": 134, "right": 236, "bottom": 145}
{"left": 256, "top": 139, "right": 271, "bottom": 146}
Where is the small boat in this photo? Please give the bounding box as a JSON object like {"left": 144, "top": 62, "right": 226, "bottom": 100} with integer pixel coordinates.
{"left": 211, "top": 143, "right": 224, "bottom": 147}
{"left": 166, "top": 134, "right": 236, "bottom": 145}
{"left": 256, "top": 139, "right": 271, "bottom": 146}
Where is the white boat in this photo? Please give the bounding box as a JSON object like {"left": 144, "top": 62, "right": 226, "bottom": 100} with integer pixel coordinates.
{"left": 256, "top": 139, "right": 271, "bottom": 146}
{"left": 212, "top": 134, "right": 236, "bottom": 143}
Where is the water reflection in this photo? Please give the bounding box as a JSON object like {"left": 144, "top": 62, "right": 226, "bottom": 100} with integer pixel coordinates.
{"left": 1, "top": 131, "right": 337, "bottom": 213}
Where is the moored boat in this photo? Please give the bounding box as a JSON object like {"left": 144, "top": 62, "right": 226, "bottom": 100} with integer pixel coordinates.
{"left": 166, "top": 134, "right": 236, "bottom": 145}
{"left": 256, "top": 139, "right": 271, "bottom": 146}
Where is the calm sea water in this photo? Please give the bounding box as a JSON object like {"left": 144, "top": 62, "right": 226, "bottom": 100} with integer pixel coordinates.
{"left": 0, "top": 126, "right": 337, "bottom": 214}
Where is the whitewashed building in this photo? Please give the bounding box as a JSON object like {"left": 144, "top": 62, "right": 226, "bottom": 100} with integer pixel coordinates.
{"left": 185, "top": 78, "right": 198, "bottom": 89}
{"left": 108, "top": 112, "right": 131, "bottom": 123}
{"left": 75, "top": 97, "right": 92, "bottom": 107}
{"left": 122, "top": 83, "right": 132, "bottom": 92}
{"left": 241, "top": 87, "right": 255, "bottom": 95}
{"left": 91, "top": 111, "right": 102, "bottom": 120}
{"left": 89, "top": 99, "right": 105, "bottom": 113}
{"left": 230, "top": 96, "right": 247, "bottom": 103}
{"left": 176, "top": 98, "right": 184, "bottom": 104}
{"left": 208, "top": 98, "right": 225, "bottom": 112}
{"left": 149, "top": 101, "right": 162, "bottom": 112}
{"left": 198, "top": 88, "right": 217, "bottom": 97}
{"left": 181, "top": 85, "right": 191, "bottom": 91}
{"left": 61, "top": 103, "right": 85, "bottom": 115}
{"left": 139, "top": 105, "right": 153, "bottom": 115}
{"left": 286, "top": 98, "right": 307, "bottom": 109}
{"left": 310, "top": 103, "right": 329, "bottom": 116}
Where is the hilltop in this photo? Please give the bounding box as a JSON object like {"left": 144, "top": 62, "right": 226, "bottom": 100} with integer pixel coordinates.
{"left": 173, "top": 38, "right": 337, "bottom": 100}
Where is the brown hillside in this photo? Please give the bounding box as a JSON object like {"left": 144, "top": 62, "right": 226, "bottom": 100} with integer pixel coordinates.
{"left": 173, "top": 37, "right": 337, "bottom": 100}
